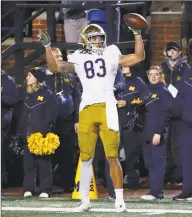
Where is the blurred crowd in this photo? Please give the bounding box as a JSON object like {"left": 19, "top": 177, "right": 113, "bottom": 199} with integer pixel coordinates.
{"left": 1, "top": 1, "right": 192, "bottom": 201}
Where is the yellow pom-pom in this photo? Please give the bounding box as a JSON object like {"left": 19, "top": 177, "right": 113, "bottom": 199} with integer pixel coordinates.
{"left": 27, "top": 133, "right": 44, "bottom": 155}
{"left": 27, "top": 132, "right": 60, "bottom": 156}
{"left": 43, "top": 133, "right": 60, "bottom": 155}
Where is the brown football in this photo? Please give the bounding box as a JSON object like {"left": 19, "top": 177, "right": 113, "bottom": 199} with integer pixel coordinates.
{"left": 123, "top": 13, "right": 148, "bottom": 30}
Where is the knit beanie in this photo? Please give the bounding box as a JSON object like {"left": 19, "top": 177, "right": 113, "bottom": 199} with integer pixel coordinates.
{"left": 30, "top": 67, "right": 47, "bottom": 83}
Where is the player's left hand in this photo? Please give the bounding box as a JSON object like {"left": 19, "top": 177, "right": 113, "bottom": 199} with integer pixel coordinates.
{"left": 37, "top": 29, "right": 51, "bottom": 47}
{"left": 117, "top": 100, "right": 126, "bottom": 108}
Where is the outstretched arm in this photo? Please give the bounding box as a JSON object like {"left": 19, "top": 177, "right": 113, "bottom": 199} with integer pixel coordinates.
{"left": 46, "top": 47, "right": 75, "bottom": 73}
{"left": 119, "top": 31, "right": 145, "bottom": 67}
{"left": 38, "top": 29, "right": 75, "bottom": 73}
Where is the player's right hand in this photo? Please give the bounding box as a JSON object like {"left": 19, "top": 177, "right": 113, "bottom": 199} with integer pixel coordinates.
{"left": 128, "top": 27, "right": 141, "bottom": 35}
{"left": 38, "top": 29, "right": 51, "bottom": 47}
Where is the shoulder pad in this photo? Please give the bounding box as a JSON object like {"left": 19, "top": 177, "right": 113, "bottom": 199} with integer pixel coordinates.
{"left": 106, "top": 45, "right": 122, "bottom": 55}
{"left": 67, "top": 50, "right": 81, "bottom": 64}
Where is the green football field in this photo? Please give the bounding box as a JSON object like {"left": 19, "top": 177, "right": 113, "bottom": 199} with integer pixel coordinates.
{"left": 2, "top": 196, "right": 192, "bottom": 217}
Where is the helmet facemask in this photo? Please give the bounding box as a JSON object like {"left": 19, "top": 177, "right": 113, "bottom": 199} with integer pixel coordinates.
{"left": 81, "top": 24, "right": 107, "bottom": 54}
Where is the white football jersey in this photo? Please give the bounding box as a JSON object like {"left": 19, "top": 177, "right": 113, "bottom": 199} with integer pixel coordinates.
{"left": 68, "top": 45, "right": 121, "bottom": 110}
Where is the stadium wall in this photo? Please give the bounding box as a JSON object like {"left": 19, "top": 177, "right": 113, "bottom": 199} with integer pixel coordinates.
{"left": 2, "top": 12, "right": 183, "bottom": 72}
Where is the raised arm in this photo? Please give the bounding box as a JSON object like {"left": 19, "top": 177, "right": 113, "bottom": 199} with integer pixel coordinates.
{"left": 119, "top": 30, "right": 145, "bottom": 67}
{"left": 38, "top": 29, "right": 75, "bottom": 73}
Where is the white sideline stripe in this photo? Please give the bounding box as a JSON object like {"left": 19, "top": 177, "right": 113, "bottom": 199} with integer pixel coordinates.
{"left": 143, "top": 212, "right": 170, "bottom": 215}
{"left": 2, "top": 207, "right": 192, "bottom": 214}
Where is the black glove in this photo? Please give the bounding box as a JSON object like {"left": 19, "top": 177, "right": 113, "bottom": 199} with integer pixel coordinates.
{"left": 121, "top": 103, "right": 145, "bottom": 132}
{"left": 8, "top": 134, "right": 24, "bottom": 157}
{"left": 38, "top": 29, "right": 51, "bottom": 47}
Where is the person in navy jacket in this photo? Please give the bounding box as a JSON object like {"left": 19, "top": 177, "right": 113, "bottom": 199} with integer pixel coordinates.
{"left": 173, "top": 67, "right": 192, "bottom": 201}
{"left": 115, "top": 66, "right": 150, "bottom": 189}
{"left": 141, "top": 66, "right": 172, "bottom": 201}
{"left": 1, "top": 69, "right": 18, "bottom": 196}
{"left": 43, "top": 47, "right": 82, "bottom": 192}
{"left": 1, "top": 70, "right": 18, "bottom": 128}
{"left": 162, "top": 41, "right": 190, "bottom": 184}
{"left": 18, "top": 67, "right": 57, "bottom": 198}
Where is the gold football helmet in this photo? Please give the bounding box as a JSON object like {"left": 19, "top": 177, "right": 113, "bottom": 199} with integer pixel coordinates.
{"left": 81, "top": 24, "right": 106, "bottom": 51}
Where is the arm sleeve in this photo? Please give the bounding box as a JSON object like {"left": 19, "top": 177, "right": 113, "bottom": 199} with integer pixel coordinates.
{"left": 137, "top": 78, "right": 151, "bottom": 102}
{"left": 108, "top": 45, "right": 122, "bottom": 73}
{"left": 175, "top": 76, "right": 185, "bottom": 109}
{"left": 111, "top": 45, "right": 122, "bottom": 55}
{"left": 173, "top": 67, "right": 191, "bottom": 116}
{"left": 71, "top": 75, "right": 81, "bottom": 123}
{"left": 114, "top": 68, "right": 125, "bottom": 93}
{"left": 155, "top": 91, "right": 172, "bottom": 134}
{"left": 46, "top": 91, "right": 58, "bottom": 130}
{"left": 67, "top": 51, "right": 79, "bottom": 65}
{"left": 1, "top": 75, "right": 18, "bottom": 107}
{"left": 177, "top": 68, "right": 192, "bottom": 126}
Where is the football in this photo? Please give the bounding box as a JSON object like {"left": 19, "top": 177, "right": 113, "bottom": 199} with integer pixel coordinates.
{"left": 123, "top": 13, "right": 148, "bottom": 30}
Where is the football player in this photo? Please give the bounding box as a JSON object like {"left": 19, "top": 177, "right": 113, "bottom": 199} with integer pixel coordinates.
{"left": 38, "top": 23, "right": 144, "bottom": 212}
